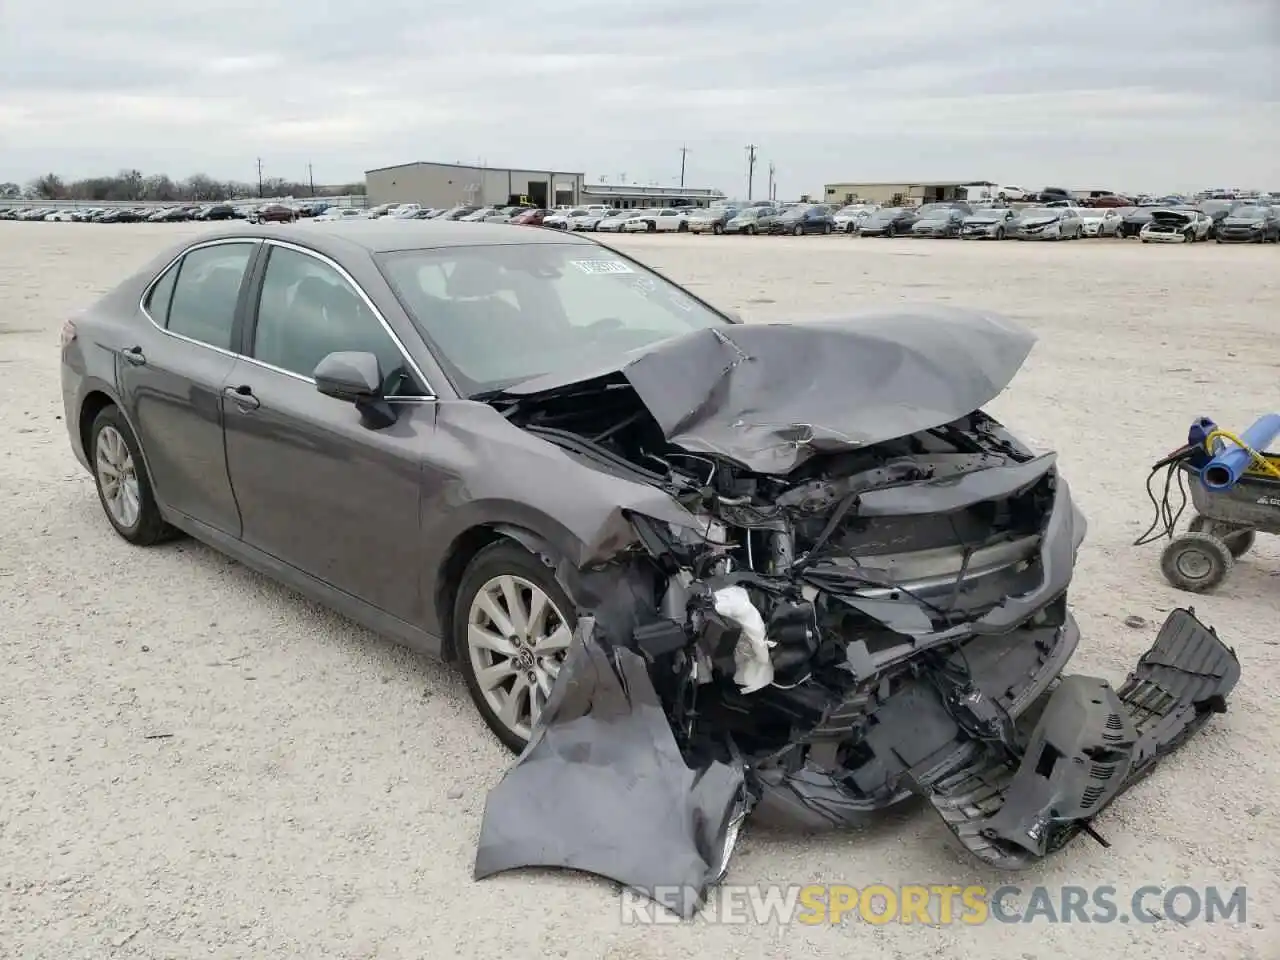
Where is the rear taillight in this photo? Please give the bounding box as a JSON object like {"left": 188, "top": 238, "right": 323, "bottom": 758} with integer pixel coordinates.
{"left": 60, "top": 319, "right": 77, "bottom": 348}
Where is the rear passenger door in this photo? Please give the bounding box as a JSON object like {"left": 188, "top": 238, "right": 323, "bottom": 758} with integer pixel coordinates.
{"left": 221, "top": 241, "right": 434, "bottom": 623}
{"left": 120, "top": 238, "right": 259, "bottom": 536}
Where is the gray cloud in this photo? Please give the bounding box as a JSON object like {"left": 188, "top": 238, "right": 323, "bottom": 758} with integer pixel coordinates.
{"left": 1, "top": 0, "right": 1276, "bottom": 193}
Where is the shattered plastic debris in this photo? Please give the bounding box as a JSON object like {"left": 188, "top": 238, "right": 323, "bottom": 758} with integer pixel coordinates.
{"left": 473, "top": 618, "right": 748, "bottom": 919}
{"left": 711, "top": 585, "right": 774, "bottom": 693}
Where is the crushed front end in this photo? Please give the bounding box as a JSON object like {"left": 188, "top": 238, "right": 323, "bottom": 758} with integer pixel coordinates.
{"left": 472, "top": 315, "right": 1241, "bottom": 915}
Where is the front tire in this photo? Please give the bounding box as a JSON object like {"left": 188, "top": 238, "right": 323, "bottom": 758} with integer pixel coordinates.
{"left": 454, "top": 541, "right": 576, "bottom": 753}
{"left": 793, "top": 224, "right": 803, "bottom": 236}
{"left": 89, "top": 406, "right": 173, "bottom": 545}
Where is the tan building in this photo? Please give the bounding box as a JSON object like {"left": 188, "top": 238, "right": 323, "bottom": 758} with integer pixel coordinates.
{"left": 823, "top": 180, "right": 995, "bottom": 206}
{"left": 365, "top": 161, "right": 585, "bottom": 209}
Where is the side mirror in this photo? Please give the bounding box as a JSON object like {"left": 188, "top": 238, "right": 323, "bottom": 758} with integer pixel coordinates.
{"left": 314, "top": 351, "right": 399, "bottom": 428}
{"left": 314, "top": 351, "right": 382, "bottom": 402}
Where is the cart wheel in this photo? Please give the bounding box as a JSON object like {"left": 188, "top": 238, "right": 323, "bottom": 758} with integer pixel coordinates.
{"left": 1188, "top": 516, "right": 1256, "bottom": 558}
{"left": 1160, "top": 532, "right": 1233, "bottom": 593}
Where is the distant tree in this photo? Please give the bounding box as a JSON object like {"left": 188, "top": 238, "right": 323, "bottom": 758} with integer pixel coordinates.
{"left": 183, "top": 173, "right": 226, "bottom": 201}
{"left": 29, "top": 173, "right": 67, "bottom": 199}
{"left": 13, "top": 169, "right": 364, "bottom": 203}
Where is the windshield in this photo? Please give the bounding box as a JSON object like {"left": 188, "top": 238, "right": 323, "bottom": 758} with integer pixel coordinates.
{"left": 871, "top": 208, "right": 902, "bottom": 219}
{"left": 377, "top": 243, "right": 732, "bottom": 395}
{"left": 1016, "top": 207, "right": 1056, "bottom": 217}
{"left": 733, "top": 209, "right": 759, "bottom": 219}
{"left": 1229, "top": 206, "right": 1266, "bottom": 220}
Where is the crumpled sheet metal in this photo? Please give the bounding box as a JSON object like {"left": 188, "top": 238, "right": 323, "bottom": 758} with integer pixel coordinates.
{"left": 473, "top": 617, "right": 747, "bottom": 919}
{"left": 619, "top": 308, "right": 1037, "bottom": 474}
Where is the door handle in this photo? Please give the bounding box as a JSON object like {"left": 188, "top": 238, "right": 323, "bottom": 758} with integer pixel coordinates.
{"left": 122, "top": 345, "right": 146, "bottom": 366}
{"left": 222, "top": 384, "right": 261, "bottom": 410}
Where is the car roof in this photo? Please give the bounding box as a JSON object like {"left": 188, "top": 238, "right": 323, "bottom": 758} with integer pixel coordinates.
{"left": 192, "top": 220, "right": 597, "bottom": 256}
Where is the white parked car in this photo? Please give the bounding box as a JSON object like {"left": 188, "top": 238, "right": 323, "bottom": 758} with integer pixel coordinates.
{"left": 621, "top": 207, "right": 690, "bottom": 233}
{"left": 1140, "top": 208, "right": 1213, "bottom": 243}
{"left": 832, "top": 204, "right": 879, "bottom": 234}
{"left": 459, "top": 207, "right": 499, "bottom": 222}
{"left": 1078, "top": 208, "right": 1126, "bottom": 238}
{"left": 595, "top": 210, "right": 636, "bottom": 233}
{"left": 996, "top": 185, "right": 1031, "bottom": 201}
{"left": 45, "top": 209, "right": 80, "bottom": 222}
{"left": 544, "top": 208, "right": 595, "bottom": 230}
{"left": 314, "top": 207, "right": 364, "bottom": 222}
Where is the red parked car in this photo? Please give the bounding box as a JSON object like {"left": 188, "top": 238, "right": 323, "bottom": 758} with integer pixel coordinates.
{"left": 253, "top": 203, "right": 298, "bottom": 223}
{"left": 510, "top": 208, "right": 550, "bottom": 226}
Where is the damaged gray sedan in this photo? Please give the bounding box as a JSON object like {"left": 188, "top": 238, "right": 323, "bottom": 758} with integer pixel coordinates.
{"left": 61, "top": 221, "right": 1240, "bottom": 920}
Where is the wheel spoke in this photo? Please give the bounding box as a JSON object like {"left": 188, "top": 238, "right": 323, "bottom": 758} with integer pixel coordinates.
{"left": 476, "top": 658, "right": 519, "bottom": 692}
{"left": 475, "top": 590, "right": 515, "bottom": 638}
{"left": 535, "top": 623, "right": 572, "bottom": 656}
{"left": 499, "top": 576, "right": 528, "bottom": 637}
{"left": 526, "top": 589, "right": 549, "bottom": 639}
{"left": 467, "top": 624, "right": 517, "bottom": 658}
{"left": 499, "top": 674, "right": 531, "bottom": 730}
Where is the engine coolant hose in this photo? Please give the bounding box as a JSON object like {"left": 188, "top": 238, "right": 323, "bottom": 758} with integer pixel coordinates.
{"left": 1200, "top": 414, "right": 1280, "bottom": 490}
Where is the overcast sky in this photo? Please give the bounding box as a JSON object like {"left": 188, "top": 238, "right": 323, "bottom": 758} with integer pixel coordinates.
{"left": 1, "top": 0, "right": 1277, "bottom": 196}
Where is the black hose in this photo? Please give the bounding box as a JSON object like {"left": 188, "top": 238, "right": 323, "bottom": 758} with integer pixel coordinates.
{"left": 1133, "top": 459, "right": 1190, "bottom": 546}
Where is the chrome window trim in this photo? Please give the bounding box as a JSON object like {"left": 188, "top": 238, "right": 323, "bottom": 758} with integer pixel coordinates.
{"left": 135, "top": 235, "right": 436, "bottom": 402}
{"left": 138, "top": 237, "right": 259, "bottom": 360}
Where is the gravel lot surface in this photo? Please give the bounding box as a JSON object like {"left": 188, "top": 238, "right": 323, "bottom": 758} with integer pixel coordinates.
{"left": 2, "top": 222, "right": 1277, "bottom": 959}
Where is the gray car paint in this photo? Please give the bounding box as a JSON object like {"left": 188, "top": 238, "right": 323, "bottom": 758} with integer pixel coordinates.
{"left": 61, "top": 222, "right": 719, "bottom": 660}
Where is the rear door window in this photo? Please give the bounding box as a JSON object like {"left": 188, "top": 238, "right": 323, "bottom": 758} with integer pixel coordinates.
{"left": 165, "top": 243, "right": 256, "bottom": 351}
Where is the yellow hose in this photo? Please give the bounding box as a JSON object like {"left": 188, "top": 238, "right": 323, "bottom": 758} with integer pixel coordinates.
{"left": 1203, "top": 428, "right": 1280, "bottom": 480}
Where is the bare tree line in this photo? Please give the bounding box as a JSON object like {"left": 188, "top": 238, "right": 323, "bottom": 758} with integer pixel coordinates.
{"left": 1, "top": 170, "right": 366, "bottom": 203}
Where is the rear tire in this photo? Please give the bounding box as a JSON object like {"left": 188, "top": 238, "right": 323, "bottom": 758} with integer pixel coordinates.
{"left": 793, "top": 224, "right": 803, "bottom": 236}
{"left": 1160, "top": 532, "right": 1232, "bottom": 593}
{"left": 89, "top": 406, "right": 174, "bottom": 546}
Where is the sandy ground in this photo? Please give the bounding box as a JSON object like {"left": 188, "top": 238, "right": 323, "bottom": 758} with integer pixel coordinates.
{"left": 1, "top": 222, "right": 1277, "bottom": 959}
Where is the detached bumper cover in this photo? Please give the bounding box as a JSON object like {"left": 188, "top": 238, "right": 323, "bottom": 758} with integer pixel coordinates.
{"left": 474, "top": 619, "right": 749, "bottom": 919}
{"left": 474, "top": 607, "right": 1237, "bottom": 911}
{"left": 926, "top": 606, "right": 1239, "bottom": 869}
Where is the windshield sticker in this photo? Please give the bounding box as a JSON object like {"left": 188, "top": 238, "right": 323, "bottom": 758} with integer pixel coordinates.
{"left": 570, "top": 259, "right": 634, "bottom": 275}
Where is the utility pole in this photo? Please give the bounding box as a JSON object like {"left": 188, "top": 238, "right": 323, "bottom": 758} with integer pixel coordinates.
{"left": 256, "top": 158, "right": 263, "bottom": 198}
{"left": 679, "top": 145, "right": 690, "bottom": 189}
{"left": 767, "top": 162, "right": 776, "bottom": 202}
{"left": 307, "top": 163, "right": 315, "bottom": 197}
{"left": 745, "top": 144, "right": 758, "bottom": 201}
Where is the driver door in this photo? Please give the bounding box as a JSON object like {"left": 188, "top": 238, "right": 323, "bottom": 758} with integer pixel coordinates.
{"left": 220, "top": 241, "right": 434, "bottom": 623}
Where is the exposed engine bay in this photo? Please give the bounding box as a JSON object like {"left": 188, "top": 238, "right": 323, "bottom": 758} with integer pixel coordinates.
{"left": 471, "top": 314, "right": 1241, "bottom": 919}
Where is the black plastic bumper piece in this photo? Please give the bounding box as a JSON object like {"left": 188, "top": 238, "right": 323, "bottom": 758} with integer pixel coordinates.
{"left": 923, "top": 606, "right": 1239, "bottom": 869}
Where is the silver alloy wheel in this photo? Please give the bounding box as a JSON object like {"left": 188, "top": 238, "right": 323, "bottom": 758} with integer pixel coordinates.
{"left": 95, "top": 425, "right": 141, "bottom": 528}
{"left": 466, "top": 574, "right": 573, "bottom": 741}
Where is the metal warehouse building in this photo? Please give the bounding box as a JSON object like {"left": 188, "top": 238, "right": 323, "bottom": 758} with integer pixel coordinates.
{"left": 578, "top": 183, "right": 726, "bottom": 209}
{"left": 366, "top": 161, "right": 586, "bottom": 209}
{"left": 823, "top": 180, "right": 996, "bottom": 206}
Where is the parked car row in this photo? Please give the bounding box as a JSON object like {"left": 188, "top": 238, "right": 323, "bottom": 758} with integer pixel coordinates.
{"left": 0, "top": 200, "right": 355, "bottom": 224}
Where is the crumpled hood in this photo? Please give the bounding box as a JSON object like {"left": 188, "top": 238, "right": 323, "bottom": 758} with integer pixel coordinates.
{"left": 504, "top": 308, "right": 1036, "bottom": 474}
{"left": 1150, "top": 210, "right": 1194, "bottom": 225}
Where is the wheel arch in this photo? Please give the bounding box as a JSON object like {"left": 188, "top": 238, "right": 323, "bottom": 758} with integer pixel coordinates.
{"left": 433, "top": 522, "right": 565, "bottom": 662}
